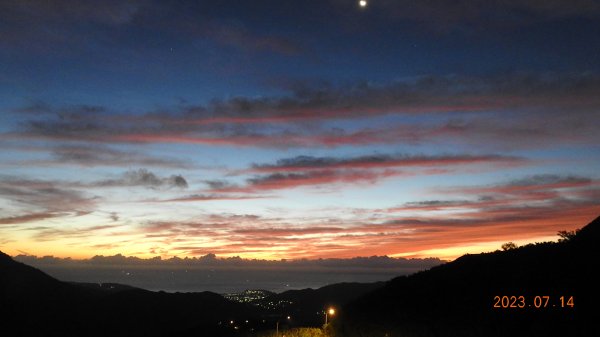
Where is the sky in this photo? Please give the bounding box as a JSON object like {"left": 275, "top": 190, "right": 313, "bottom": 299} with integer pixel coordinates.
{"left": 1, "top": 0, "right": 600, "bottom": 263}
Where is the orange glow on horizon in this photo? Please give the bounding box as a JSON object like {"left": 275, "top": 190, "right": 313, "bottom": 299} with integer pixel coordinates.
{"left": 1, "top": 233, "right": 563, "bottom": 262}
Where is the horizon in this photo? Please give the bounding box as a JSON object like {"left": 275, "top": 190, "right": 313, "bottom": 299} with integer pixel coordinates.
{"left": 7, "top": 250, "right": 445, "bottom": 293}
{"left": 1, "top": 1, "right": 600, "bottom": 267}
{"left": 0, "top": 226, "right": 578, "bottom": 293}
{"left": 1, "top": 219, "right": 592, "bottom": 293}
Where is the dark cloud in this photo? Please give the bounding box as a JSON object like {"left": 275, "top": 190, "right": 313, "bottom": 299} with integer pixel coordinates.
{"left": 170, "top": 175, "right": 188, "bottom": 188}
{"left": 109, "top": 212, "right": 119, "bottom": 222}
{"left": 243, "top": 170, "right": 400, "bottom": 191}
{"left": 0, "top": 177, "right": 96, "bottom": 213}
{"left": 96, "top": 169, "right": 188, "bottom": 189}
{"left": 156, "top": 194, "right": 266, "bottom": 203}
{"left": 51, "top": 144, "right": 190, "bottom": 168}
{"left": 30, "top": 224, "right": 123, "bottom": 242}
{"left": 210, "top": 153, "right": 527, "bottom": 192}
{"left": 506, "top": 174, "right": 592, "bottom": 187}
{"left": 386, "top": 174, "right": 600, "bottom": 225}
{"left": 0, "top": 169, "right": 187, "bottom": 225}
{"left": 11, "top": 72, "right": 600, "bottom": 149}
{"left": 199, "top": 72, "right": 600, "bottom": 121}
{"left": 203, "top": 179, "right": 236, "bottom": 190}
{"left": 450, "top": 174, "right": 596, "bottom": 196}
{"left": 0, "top": 212, "right": 65, "bottom": 225}
{"left": 251, "top": 154, "right": 525, "bottom": 172}
{"left": 0, "top": 177, "right": 96, "bottom": 225}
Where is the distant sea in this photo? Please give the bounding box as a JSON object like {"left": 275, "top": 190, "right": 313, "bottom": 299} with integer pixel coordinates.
{"left": 29, "top": 265, "right": 412, "bottom": 293}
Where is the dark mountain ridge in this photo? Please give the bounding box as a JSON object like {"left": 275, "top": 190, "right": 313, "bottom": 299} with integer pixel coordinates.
{"left": 0, "top": 250, "right": 259, "bottom": 337}
{"left": 0, "top": 250, "right": 384, "bottom": 336}
{"left": 333, "top": 215, "right": 600, "bottom": 337}
{"left": 255, "top": 281, "right": 385, "bottom": 325}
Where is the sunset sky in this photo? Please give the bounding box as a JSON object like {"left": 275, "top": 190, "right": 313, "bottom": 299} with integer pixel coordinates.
{"left": 1, "top": 0, "right": 599, "bottom": 261}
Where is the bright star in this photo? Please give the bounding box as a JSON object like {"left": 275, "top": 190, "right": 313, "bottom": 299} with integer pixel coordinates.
{"left": 359, "top": 0, "right": 367, "bottom": 8}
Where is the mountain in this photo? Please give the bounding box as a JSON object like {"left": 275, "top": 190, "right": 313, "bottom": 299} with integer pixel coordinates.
{"left": 333, "top": 216, "right": 600, "bottom": 337}
{"left": 255, "top": 282, "right": 385, "bottom": 325}
{"left": 0, "top": 251, "right": 260, "bottom": 337}
{"left": 0, "top": 250, "right": 384, "bottom": 336}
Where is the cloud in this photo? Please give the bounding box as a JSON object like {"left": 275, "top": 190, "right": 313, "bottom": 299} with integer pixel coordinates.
{"left": 95, "top": 169, "right": 188, "bottom": 189}
{"left": 242, "top": 170, "right": 401, "bottom": 191}
{"left": 10, "top": 72, "right": 600, "bottom": 149}
{"left": 197, "top": 72, "right": 600, "bottom": 122}
{"left": 109, "top": 212, "right": 119, "bottom": 222}
{"left": 10, "top": 170, "right": 596, "bottom": 258}
{"left": 0, "top": 170, "right": 188, "bottom": 226}
{"left": 30, "top": 224, "right": 124, "bottom": 242}
{"left": 130, "top": 184, "right": 599, "bottom": 259}
{"left": 155, "top": 194, "right": 266, "bottom": 202}
{"left": 0, "top": 176, "right": 96, "bottom": 225}
{"left": 207, "top": 153, "right": 526, "bottom": 192}
{"left": 203, "top": 180, "right": 238, "bottom": 190}
{"left": 50, "top": 144, "right": 190, "bottom": 168}
{"left": 385, "top": 175, "right": 599, "bottom": 215}
{"left": 0, "top": 169, "right": 188, "bottom": 225}
{"left": 447, "top": 174, "right": 596, "bottom": 195}
{"left": 13, "top": 251, "right": 443, "bottom": 270}
{"left": 250, "top": 154, "right": 526, "bottom": 172}
{"left": 506, "top": 174, "right": 592, "bottom": 187}
{"left": 0, "top": 212, "right": 65, "bottom": 225}
{"left": 378, "top": 174, "right": 600, "bottom": 249}
{"left": 0, "top": 177, "right": 96, "bottom": 214}
{"left": 10, "top": 250, "right": 443, "bottom": 291}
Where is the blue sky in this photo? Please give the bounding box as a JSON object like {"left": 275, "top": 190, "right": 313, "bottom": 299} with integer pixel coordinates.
{"left": 1, "top": 0, "right": 599, "bottom": 261}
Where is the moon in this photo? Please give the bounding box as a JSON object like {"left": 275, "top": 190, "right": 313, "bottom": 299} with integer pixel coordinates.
{"left": 359, "top": 0, "right": 367, "bottom": 8}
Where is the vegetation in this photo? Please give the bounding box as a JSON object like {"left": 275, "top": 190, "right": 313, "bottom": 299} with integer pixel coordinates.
{"left": 501, "top": 241, "right": 518, "bottom": 250}
{"left": 557, "top": 229, "right": 580, "bottom": 242}
{"left": 253, "top": 327, "right": 328, "bottom": 337}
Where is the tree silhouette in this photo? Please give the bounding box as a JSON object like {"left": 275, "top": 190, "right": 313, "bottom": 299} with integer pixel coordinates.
{"left": 557, "top": 229, "right": 580, "bottom": 242}
{"left": 501, "top": 242, "right": 518, "bottom": 250}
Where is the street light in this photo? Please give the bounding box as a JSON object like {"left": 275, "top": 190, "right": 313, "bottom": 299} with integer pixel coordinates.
{"left": 325, "top": 307, "right": 335, "bottom": 325}
{"left": 276, "top": 315, "right": 291, "bottom": 337}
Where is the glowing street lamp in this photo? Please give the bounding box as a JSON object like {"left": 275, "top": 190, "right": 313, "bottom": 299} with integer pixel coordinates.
{"left": 276, "top": 315, "right": 291, "bottom": 337}
{"left": 324, "top": 307, "right": 335, "bottom": 325}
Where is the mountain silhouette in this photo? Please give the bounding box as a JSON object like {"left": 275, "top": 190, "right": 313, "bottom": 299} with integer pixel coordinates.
{"left": 256, "top": 281, "right": 385, "bottom": 325}
{"left": 0, "top": 251, "right": 260, "bottom": 337}
{"left": 0, "top": 250, "right": 387, "bottom": 336}
{"left": 333, "top": 215, "right": 599, "bottom": 337}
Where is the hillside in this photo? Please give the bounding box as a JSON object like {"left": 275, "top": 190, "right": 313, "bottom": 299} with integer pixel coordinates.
{"left": 0, "top": 251, "right": 259, "bottom": 337}
{"left": 333, "top": 216, "right": 599, "bottom": 337}
{"left": 256, "top": 281, "right": 385, "bottom": 326}
{"left": 0, "top": 250, "right": 383, "bottom": 336}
